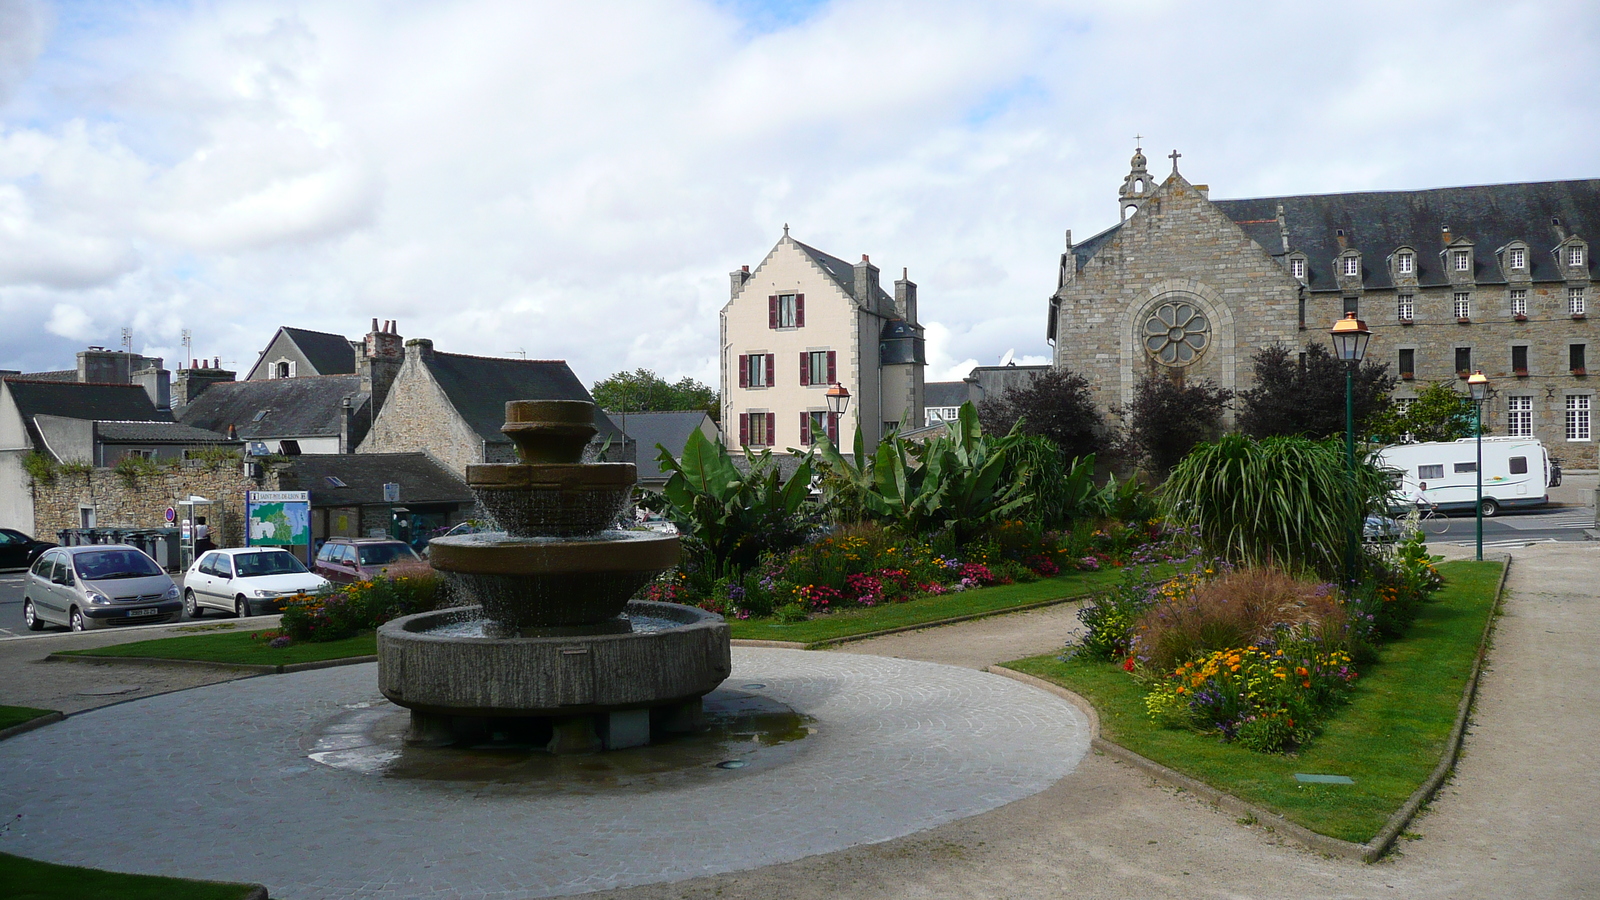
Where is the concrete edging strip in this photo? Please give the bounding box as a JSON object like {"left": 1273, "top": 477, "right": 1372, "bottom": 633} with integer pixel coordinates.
{"left": 988, "top": 553, "right": 1514, "bottom": 864}
{"left": 44, "top": 652, "right": 379, "bottom": 675}
{"left": 0, "top": 711, "right": 65, "bottom": 743}
{"left": 801, "top": 588, "right": 1109, "bottom": 649}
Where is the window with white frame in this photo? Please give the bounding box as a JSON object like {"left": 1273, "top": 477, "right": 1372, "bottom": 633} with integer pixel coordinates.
{"left": 1510, "top": 247, "right": 1525, "bottom": 269}
{"left": 1398, "top": 252, "right": 1414, "bottom": 274}
{"left": 1510, "top": 288, "right": 1528, "bottom": 317}
{"left": 1570, "top": 246, "right": 1585, "bottom": 268}
{"left": 1566, "top": 395, "right": 1591, "bottom": 441}
{"left": 1397, "top": 294, "right": 1414, "bottom": 320}
{"left": 1453, "top": 292, "right": 1471, "bottom": 319}
{"left": 1507, "top": 396, "right": 1532, "bottom": 437}
{"left": 1343, "top": 256, "right": 1359, "bottom": 277}
{"left": 925, "top": 406, "right": 961, "bottom": 426}
{"left": 1454, "top": 250, "right": 1471, "bottom": 272}
{"left": 1394, "top": 397, "right": 1414, "bottom": 416}
{"left": 1291, "top": 258, "right": 1306, "bottom": 280}
{"left": 1571, "top": 287, "right": 1587, "bottom": 316}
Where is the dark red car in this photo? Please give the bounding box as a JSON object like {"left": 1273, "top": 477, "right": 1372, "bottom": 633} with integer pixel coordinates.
{"left": 311, "top": 538, "right": 432, "bottom": 584}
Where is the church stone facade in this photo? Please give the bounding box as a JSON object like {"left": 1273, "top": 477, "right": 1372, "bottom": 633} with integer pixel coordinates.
{"left": 1049, "top": 150, "right": 1599, "bottom": 467}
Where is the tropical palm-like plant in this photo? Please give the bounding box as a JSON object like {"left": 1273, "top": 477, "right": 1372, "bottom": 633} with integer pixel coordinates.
{"left": 1161, "top": 433, "right": 1389, "bottom": 579}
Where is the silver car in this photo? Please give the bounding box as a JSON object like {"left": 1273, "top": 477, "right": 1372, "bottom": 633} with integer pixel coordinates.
{"left": 22, "top": 545, "right": 181, "bottom": 631}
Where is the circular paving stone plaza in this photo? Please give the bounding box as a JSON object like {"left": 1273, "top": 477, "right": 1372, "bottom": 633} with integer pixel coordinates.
{"left": 0, "top": 647, "right": 1091, "bottom": 900}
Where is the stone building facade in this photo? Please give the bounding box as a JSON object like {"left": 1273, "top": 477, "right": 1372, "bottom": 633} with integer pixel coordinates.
{"left": 1050, "top": 151, "right": 1599, "bottom": 467}
{"left": 722, "top": 229, "right": 926, "bottom": 455}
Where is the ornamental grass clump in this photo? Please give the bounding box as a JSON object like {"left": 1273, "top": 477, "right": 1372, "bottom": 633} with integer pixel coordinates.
{"left": 1131, "top": 567, "right": 1346, "bottom": 674}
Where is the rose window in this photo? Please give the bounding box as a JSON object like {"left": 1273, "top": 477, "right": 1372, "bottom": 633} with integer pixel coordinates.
{"left": 1142, "top": 301, "right": 1210, "bottom": 366}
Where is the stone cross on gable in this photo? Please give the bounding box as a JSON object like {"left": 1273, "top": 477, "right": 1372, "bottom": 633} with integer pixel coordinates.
{"left": 1168, "top": 149, "right": 1181, "bottom": 173}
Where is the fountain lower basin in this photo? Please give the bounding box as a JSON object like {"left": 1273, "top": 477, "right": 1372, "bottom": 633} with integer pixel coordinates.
{"left": 378, "top": 600, "right": 731, "bottom": 750}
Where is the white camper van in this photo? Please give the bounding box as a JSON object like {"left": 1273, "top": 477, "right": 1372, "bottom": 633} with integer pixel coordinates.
{"left": 1375, "top": 437, "right": 1552, "bottom": 517}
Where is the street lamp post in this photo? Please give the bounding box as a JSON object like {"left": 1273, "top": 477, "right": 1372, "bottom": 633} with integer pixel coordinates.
{"left": 1467, "top": 369, "right": 1490, "bottom": 561}
{"left": 825, "top": 383, "right": 851, "bottom": 444}
{"left": 1330, "top": 313, "right": 1373, "bottom": 583}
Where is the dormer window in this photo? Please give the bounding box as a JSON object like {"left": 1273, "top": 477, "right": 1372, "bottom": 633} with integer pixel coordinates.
{"left": 1342, "top": 256, "right": 1359, "bottom": 277}
{"left": 1397, "top": 252, "right": 1414, "bottom": 274}
{"left": 1453, "top": 249, "right": 1472, "bottom": 272}
{"left": 1290, "top": 258, "right": 1306, "bottom": 280}
{"left": 1510, "top": 247, "right": 1526, "bottom": 269}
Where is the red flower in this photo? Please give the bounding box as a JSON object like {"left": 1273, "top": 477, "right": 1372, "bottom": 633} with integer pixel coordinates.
{"left": 1123, "top": 657, "right": 1136, "bottom": 672}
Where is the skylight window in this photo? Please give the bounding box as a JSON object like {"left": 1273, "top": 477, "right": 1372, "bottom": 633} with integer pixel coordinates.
{"left": 325, "top": 476, "right": 348, "bottom": 488}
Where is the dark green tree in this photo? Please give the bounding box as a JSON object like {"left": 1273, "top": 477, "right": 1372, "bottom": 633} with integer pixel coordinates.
{"left": 1117, "top": 370, "right": 1233, "bottom": 477}
{"left": 591, "top": 369, "right": 719, "bottom": 421}
{"left": 1367, "top": 381, "right": 1484, "bottom": 444}
{"left": 976, "top": 367, "right": 1104, "bottom": 460}
{"left": 1236, "top": 343, "right": 1395, "bottom": 440}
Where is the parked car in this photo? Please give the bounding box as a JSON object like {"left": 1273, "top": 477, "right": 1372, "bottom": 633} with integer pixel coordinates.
{"left": 312, "top": 537, "right": 432, "bottom": 584}
{"left": 1363, "top": 514, "right": 1405, "bottom": 543}
{"left": 0, "top": 528, "right": 57, "bottom": 571}
{"left": 21, "top": 545, "right": 181, "bottom": 632}
{"left": 183, "top": 547, "right": 332, "bottom": 618}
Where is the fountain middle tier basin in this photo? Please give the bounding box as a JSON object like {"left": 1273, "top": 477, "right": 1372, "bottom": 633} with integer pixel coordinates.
{"left": 464, "top": 462, "right": 635, "bottom": 536}
{"left": 427, "top": 530, "right": 679, "bottom": 628}
{"left": 377, "top": 600, "right": 732, "bottom": 718}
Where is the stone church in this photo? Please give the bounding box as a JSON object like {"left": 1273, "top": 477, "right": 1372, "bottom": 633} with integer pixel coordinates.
{"left": 1049, "top": 149, "right": 1599, "bottom": 467}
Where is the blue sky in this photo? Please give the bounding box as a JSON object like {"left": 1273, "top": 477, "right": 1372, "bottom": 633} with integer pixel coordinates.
{"left": 1, "top": 0, "right": 1598, "bottom": 388}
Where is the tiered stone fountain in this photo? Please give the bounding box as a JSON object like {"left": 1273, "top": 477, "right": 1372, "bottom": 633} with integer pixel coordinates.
{"left": 377, "top": 400, "right": 731, "bottom": 753}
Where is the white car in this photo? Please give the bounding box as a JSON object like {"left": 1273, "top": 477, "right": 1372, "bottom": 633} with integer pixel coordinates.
{"left": 183, "top": 547, "right": 331, "bottom": 619}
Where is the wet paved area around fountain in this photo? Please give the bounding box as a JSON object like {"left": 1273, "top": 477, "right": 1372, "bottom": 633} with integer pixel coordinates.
{"left": 0, "top": 647, "right": 1090, "bottom": 899}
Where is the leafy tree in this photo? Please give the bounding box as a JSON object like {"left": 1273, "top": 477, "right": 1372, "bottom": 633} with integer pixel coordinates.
{"left": 592, "top": 369, "right": 719, "bottom": 420}
{"left": 1117, "top": 370, "right": 1233, "bottom": 477}
{"left": 1236, "top": 343, "right": 1395, "bottom": 440}
{"left": 1367, "top": 382, "right": 1484, "bottom": 444}
{"left": 976, "top": 367, "right": 1104, "bottom": 460}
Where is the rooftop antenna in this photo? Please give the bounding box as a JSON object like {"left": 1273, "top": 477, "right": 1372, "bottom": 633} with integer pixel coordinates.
{"left": 120, "top": 327, "right": 133, "bottom": 354}
{"left": 181, "top": 329, "right": 192, "bottom": 367}
{"left": 508, "top": 349, "right": 527, "bottom": 359}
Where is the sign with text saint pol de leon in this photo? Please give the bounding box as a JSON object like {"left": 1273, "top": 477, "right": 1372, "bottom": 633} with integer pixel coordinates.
{"left": 245, "top": 491, "right": 312, "bottom": 550}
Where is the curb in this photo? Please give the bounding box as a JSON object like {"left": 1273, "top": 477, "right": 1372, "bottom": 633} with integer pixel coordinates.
{"left": 988, "top": 554, "right": 1513, "bottom": 863}
{"left": 730, "top": 639, "right": 809, "bottom": 649}
{"left": 0, "top": 711, "right": 65, "bottom": 742}
{"left": 45, "top": 652, "right": 378, "bottom": 675}
{"left": 798, "top": 588, "right": 1109, "bottom": 650}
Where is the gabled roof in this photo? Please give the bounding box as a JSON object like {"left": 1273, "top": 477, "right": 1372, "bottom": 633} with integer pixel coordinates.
{"left": 924, "top": 381, "right": 970, "bottom": 408}
{"left": 178, "top": 375, "right": 368, "bottom": 439}
{"left": 607, "top": 409, "right": 718, "bottom": 482}
{"left": 1070, "top": 178, "right": 1600, "bottom": 293}
{"left": 2, "top": 379, "right": 171, "bottom": 449}
{"left": 793, "top": 239, "right": 895, "bottom": 307}
{"left": 421, "top": 351, "right": 622, "bottom": 446}
{"left": 95, "top": 421, "right": 237, "bottom": 444}
{"left": 278, "top": 453, "right": 472, "bottom": 507}
{"left": 278, "top": 326, "right": 359, "bottom": 375}
{"left": 19, "top": 370, "right": 76, "bottom": 382}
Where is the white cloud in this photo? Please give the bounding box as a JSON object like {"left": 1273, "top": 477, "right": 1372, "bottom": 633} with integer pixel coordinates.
{"left": 0, "top": 0, "right": 1595, "bottom": 384}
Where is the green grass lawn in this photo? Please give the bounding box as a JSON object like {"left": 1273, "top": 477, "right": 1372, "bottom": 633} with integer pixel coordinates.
{"left": 0, "top": 852, "right": 260, "bottom": 900}
{"left": 0, "top": 705, "right": 57, "bottom": 731}
{"left": 728, "top": 566, "right": 1141, "bottom": 645}
{"left": 1003, "top": 559, "right": 1503, "bottom": 844}
{"left": 58, "top": 630, "right": 376, "bottom": 666}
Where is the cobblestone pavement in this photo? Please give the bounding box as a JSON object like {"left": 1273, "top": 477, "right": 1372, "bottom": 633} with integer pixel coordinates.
{"left": 0, "top": 648, "right": 1090, "bottom": 899}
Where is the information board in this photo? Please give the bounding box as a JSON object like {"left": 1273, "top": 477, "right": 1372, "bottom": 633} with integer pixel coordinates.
{"left": 245, "top": 490, "right": 312, "bottom": 559}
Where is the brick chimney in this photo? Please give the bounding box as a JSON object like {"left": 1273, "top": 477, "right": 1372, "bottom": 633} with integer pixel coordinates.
{"left": 359, "top": 319, "right": 404, "bottom": 413}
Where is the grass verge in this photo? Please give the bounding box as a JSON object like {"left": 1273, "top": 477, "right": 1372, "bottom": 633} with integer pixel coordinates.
{"left": 0, "top": 852, "right": 259, "bottom": 900}
{"left": 58, "top": 631, "right": 376, "bottom": 667}
{"left": 729, "top": 566, "right": 1144, "bottom": 645}
{"left": 1002, "top": 559, "right": 1502, "bottom": 844}
{"left": 0, "top": 705, "right": 57, "bottom": 731}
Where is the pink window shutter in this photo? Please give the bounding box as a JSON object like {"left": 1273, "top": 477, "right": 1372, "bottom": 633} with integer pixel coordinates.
{"left": 799, "top": 353, "right": 810, "bottom": 386}
{"left": 738, "top": 355, "right": 748, "bottom": 389}
{"left": 768, "top": 296, "right": 778, "bottom": 329}
{"left": 765, "top": 354, "right": 774, "bottom": 387}
{"left": 795, "top": 294, "right": 805, "bottom": 327}
{"left": 766, "top": 412, "right": 775, "bottom": 446}
{"left": 826, "top": 350, "right": 836, "bottom": 384}
{"left": 739, "top": 413, "right": 749, "bottom": 447}
{"left": 800, "top": 412, "right": 811, "bottom": 446}
{"left": 827, "top": 412, "right": 838, "bottom": 443}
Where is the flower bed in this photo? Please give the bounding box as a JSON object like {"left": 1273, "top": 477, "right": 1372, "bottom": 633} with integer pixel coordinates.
{"left": 277, "top": 572, "right": 445, "bottom": 643}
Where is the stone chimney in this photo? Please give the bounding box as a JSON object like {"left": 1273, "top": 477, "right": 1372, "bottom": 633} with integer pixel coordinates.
{"left": 893, "top": 267, "right": 919, "bottom": 325}
{"left": 132, "top": 361, "right": 171, "bottom": 411}
{"left": 76, "top": 348, "right": 156, "bottom": 384}
{"left": 339, "top": 395, "right": 354, "bottom": 454}
{"left": 853, "top": 254, "right": 882, "bottom": 312}
{"left": 359, "top": 319, "right": 404, "bottom": 413}
{"left": 172, "top": 360, "right": 237, "bottom": 413}
{"left": 729, "top": 265, "right": 751, "bottom": 301}
{"left": 405, "top": 337, "right": 434, "bottom": 362}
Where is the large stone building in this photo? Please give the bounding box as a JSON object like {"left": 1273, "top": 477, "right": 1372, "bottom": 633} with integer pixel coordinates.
{"left": 722, "top": 229, "right": 925, "bottom": 454}
{"left": 1049, "top": 150, "right": 1599, "bottom": 467}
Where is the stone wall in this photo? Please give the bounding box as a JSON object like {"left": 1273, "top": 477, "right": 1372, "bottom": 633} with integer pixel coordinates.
{"left": 31, "top": 461, "right": 282, "bottom": 547}
{"left": 357, "top": 340, "right": 484, "bottom": 477}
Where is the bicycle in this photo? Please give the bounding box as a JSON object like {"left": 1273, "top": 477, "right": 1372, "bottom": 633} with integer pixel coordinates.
{"left": 1406, "top": 502, "right": 1451, "bottom": 536}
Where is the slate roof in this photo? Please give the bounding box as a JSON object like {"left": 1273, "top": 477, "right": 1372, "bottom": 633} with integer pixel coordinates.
{"left": 1070, "top": 178, "right": 1600, "bottom": 294}
{"left": 607, "top": 410, "right": 718, "bottom": 482}
{"left": 95, "top": 421, "right": 238, "bottom": 444}
{"left": 19, "top": 370, "right": 77, "bottom": 382}
{"left": 924, "top": 381, "right": 970, "bottom": 408}
{"left": 421, "top": 352, "right": 623, "bottom": 447}
{"left": 280, "top": 327, "right": 359, "bottom": 375}
{"left": 178, "top": 375, "right": 369, "bottom": 440}
{"left": 278, "top": 453, "right": 472, "bottom": 507}
{"left": 793, "top": 240, "right": 896, "bottom": 307}
{"left": 2, "top": 379, "right": 171, "bottom": 449}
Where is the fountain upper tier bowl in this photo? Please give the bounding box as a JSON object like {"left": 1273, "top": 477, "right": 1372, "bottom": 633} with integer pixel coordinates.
{"left": 465, "top": 462, "right": 635, "bottom": 537}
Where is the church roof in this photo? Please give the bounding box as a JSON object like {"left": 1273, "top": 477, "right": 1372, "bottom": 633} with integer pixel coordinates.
{"left": 1073, "top": 178, "right": 1600, "bottom": 292}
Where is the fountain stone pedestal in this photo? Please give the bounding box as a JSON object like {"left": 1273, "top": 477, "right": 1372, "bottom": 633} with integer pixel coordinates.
{"left": 375, "top": 399, "right": 731, "bottom": 752}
